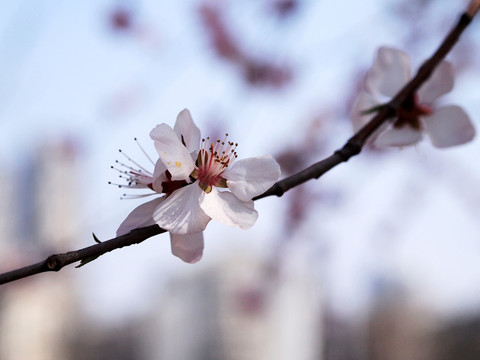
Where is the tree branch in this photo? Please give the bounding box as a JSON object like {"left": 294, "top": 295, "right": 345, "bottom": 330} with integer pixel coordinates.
{"left": 0, "top": 6, "right": 477, "bottom": 286}
{"left": 255, "top": 10, "right": 473, "bottom": 200}
{"left": 0, "top": 226, "right": 165, "bottom": 285}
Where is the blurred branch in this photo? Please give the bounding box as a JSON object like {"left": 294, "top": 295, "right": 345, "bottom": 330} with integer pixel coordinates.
{"left": 468, "top": 0, "right": 480, "bottom": 17}
{"left": 0, "top": 7, "right": 476, "bottom": 286}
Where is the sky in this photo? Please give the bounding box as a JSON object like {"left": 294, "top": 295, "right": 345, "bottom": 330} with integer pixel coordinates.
{"left": 0, "top": 0, "right": 480, "bottom": 323}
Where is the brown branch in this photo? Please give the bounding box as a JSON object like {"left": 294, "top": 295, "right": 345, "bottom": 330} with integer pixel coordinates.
{"left": 255, "top": 11, "right": 472, "bottom": 199}
{"left": 0, "top": 7, "right": 477, "bottom": 286}
{"left": 0, "top": 225, "right": 164, "bottom": 285}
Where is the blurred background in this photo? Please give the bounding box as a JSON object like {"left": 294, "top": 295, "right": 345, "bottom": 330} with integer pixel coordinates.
{"left": 0, "top": 0, "right": 480, "bottom": 359}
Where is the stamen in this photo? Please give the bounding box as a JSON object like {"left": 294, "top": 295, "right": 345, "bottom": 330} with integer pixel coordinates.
{"left": 118, "top": 149, "right": 152, "bottom": 175}
{"left": 120, "top": 193, "right": 157, "bottom": 200}
{"left": 111, "top": 162, "right": 141, "bottom": 176}
{"left": 134, "top": 137, "right": 155, "bottom": 166}
{"left": 108, "top": 181, "right": 125, "bottom": 188}
{"left": 109, "top": 139, "right": 157, "bottom": 196}
{"left": 196, "top": 132, "right": 239, "bottom": 188}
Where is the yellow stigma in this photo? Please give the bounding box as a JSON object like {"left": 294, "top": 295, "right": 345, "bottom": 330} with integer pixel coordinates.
{"left": 175, "top": 161, "right": 182, "bottom": 168}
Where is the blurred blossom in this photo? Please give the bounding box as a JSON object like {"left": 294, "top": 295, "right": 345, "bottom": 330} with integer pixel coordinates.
{"left": 199, "top": 3, "right": 241, "bottom": 60}
{"left": 106, "top": 2, "right": 162, "bottom": 50}
{"left": 235, "top": 286, "right": 266, "bottom": 315}
{"left": 109, "top": 5, "right": 136, "bottom": 33}
{"left": 270, "top": 0, "right": 300, "bottom": 18}
{"left": 244, "top": 60, "right": 292, "bottom": 87}
{"left": 351, "top": 46, "right": 476, "bottom": 148}
{"left": 199, "top": 2, "right": 293, "bottom": 88}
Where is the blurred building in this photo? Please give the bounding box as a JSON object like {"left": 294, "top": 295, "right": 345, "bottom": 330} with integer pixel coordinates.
{"left": 142, "top": 251, "right": 323, "bottom": 360}
{"left": 0, "top": 140, "right": 80, "bottom": 360}
{"left": 366, "top": 295, "right": 436, "bottom": 360}
{"left": 433, "top": 315, "right": 480, "bottom": 360}
{"left": 0, "top": 173, "right": 19, "bottom": 272}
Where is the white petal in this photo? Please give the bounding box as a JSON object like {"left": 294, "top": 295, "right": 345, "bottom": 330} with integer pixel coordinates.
{"left": 152, "top": 158, "right": 167, "bottom": 193}
{"left": 116, "top": 197, "right": 164, "bottom": 236}
{"left": 424, "top": 105, "right": 476, "bottom": 148}
{"left": 418, "top": 61, "right": 454, "bottom": 104}
{"left": 375, "top": 126, "right": 423, "bottom": 147}
{"left": 199, "top": 187, "right": 258, "bottom": 229}
{"left": 153, "top": 184, "right": 211, "bottom": 234}
{"left": 366, "top": 47, "right": 411, "bottom": 98}
{"left": 150, "top": 124, "right": 195, "bottom": 181}
{"left": 173, "top": 109, "right": 201, "bottom": 154}
{"left": 170, "top": 232, "right": 204, "bottom": 264}
{"left": 350, "top": 91, "right": 380, "bottom": 133}
{"left": 223, "top": 155, "right": 280, "bottom": 201}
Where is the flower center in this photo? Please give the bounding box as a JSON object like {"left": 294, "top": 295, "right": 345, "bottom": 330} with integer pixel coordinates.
{"left": 193, "top": 134, "right": 238, "bottom": 193}
{"left": 395, "top": 93, "right": 432, "bottom": 130}
{"left": 161, "top": 170, "right": 189, "bottom": 195}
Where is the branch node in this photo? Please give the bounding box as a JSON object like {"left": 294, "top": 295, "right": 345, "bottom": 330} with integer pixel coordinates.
{"left": 334, "top": 141, "right": 361, "bottom": 162}
{"left": 46, "top": 256, "right": 60, "bottom": 271}
{"left": 275, "top": 183, "right": 287, "bottom": 197}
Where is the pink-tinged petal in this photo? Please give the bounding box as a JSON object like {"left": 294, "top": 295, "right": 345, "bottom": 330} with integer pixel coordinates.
{"left": 152, "top": 158, "right": 167, "bottom": 193}
{"left": 223, "top": 155, "right": 280, "bottom": 201}
{"left": 116, "top": 197, "right": 164, "bottom": 236}
{"left": 351, "top": 91, "right": 380, "bottom": 133}
{"left": 366, "top": 47, "right": 411, "bottom": 98}
{"left": 153, "top": 183, "right": 211, "bottom": 234}
{"left": 424, "top": 105, "right": 475, "bottom": 148}
{"left": 170, "top": 232, "right": 204, "bottom": 264}
{"left": 199, "top": 187, "right": 258, "bottom": 229}
{"left": 375, "top": 126, "right": 423, "bottom": 147}
{"left": 418, "top": 61, "right": 454, "bottom": 104}
{"left": 150, "top": 124, "right": 195, "bottom": 181}
{"left": 173, "top": 109, "right": 201, "bottom": 154}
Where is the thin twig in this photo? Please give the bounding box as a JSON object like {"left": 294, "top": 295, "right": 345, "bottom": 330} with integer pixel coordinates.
{"left": 0, "top": 8, "right": 476, "bottom": 286}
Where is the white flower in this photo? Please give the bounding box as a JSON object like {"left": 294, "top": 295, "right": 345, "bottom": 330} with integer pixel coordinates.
{"left": 115, "top": 109, "right": 281, "bottom": 263}
{"left": 351, "top": 46, "right": 475, "bottom": 148}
